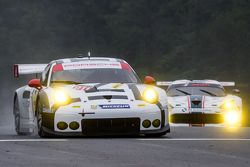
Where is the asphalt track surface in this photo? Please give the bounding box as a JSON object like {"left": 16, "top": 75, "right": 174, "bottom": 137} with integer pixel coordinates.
{"left": 0, "top": 125, "right": 250, "bottom": 167}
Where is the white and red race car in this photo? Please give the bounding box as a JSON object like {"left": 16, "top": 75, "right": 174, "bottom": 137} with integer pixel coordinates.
{"left": 157, "top": 80, "right": 242, "bottom": 126}
{"left": 13, "top": 57, "right": 170, "bottom": 137}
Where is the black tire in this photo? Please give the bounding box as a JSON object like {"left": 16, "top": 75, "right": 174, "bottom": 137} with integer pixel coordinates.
{"left": 14, "top": 99, "right": 31, "bottom": 135}
{"left": 37, "top": 99, "right": 52, "bottom": 138}
{"left": 14, "top": 112, "right": 23, "bottom": 135}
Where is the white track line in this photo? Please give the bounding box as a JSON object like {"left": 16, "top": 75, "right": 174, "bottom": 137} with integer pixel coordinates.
{"left": 0, "top": 139, "right": 68, "bottom": 142}
{"left": 137, "top": 138, "right": 250, "bottom": 141}
{"left": 1, "top": 138, "right": 250, "bottom": 142}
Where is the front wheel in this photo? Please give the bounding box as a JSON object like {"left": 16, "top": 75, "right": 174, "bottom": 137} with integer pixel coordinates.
{"left": 37, "top": 100, "right": 51, "bottom": 138}
{"left": 14, "top": 113, "right": 23, "bottom": 135}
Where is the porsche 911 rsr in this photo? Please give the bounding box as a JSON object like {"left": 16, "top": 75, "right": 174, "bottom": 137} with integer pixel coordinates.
{"left": 157, "top": 80, "right": 242, "bottom": 126}
{"left": 13, "top": 57, "right": 170, "bottom": 137}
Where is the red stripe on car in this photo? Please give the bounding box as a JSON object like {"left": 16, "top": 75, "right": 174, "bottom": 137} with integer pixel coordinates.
{"left": 187, "top": 96, "right": 190, "bottom": 113}
{"left": 202, "top": 96, "right": 205, "bottom": 127}
{"left": 53, "top": 64, "right": 64, "bottom": 72}
{"left": 120, "top": 62, "right": 132, "bottom": 71}
{"left": 191, "top": 83, "right": 209, "bottom": 87}
{"left": 202, "top": 96, "right": 205, "bottom": 109}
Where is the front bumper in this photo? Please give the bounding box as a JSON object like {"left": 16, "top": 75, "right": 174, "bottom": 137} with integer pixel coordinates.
{"left": 169, "top": 106, "right": 242, "bottom": 125}
{"left": 42, "top": 102, "right": 169, "bottom": 136}
{"left": 42, "top": 122, "right": 170, "bottom": 136}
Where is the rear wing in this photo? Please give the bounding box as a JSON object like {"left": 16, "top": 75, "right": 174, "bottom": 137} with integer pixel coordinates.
{"left": 220, "top": 82, "right": 235, "bottom": 87}
{"left": 156, "top": 81, "right": 235, "bottom": 87}
{"left": 13, "top": 64, "right": 47, "bottom": 78}
{"left": 156, "top": 81, "right": 173, "bottom": 86}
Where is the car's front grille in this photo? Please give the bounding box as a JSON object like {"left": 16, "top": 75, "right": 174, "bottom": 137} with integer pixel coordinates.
{"left": 82, "top": 118, "right": 140, "bottom": 135}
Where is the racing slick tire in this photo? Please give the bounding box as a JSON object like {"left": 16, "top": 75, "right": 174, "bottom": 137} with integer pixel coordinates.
{"left": 14, "top": 99, "right": 32, "bottom": 135}
{"left": 37, "top": 99, "right": 53, "bottom": 138}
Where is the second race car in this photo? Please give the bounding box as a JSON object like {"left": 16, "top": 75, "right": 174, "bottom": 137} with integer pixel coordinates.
{"left": 157, "top": 80, "right": 242, "bottom": 126}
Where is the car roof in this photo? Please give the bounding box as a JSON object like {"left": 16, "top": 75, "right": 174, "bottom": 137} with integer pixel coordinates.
{"left": 52, "top": 57, "right": 126, "bottom": 64}
{"left": 171, "top": 80, "right": 222, "bottom": 86}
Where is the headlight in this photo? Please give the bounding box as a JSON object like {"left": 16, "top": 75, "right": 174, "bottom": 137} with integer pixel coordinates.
{"left": 142, "top": 87, "right": 158, "bottom": 104}
{"left": 224, "top": 111, "right": 240, "bottom": 125}
{"left": 53, "top": 90, "right": 71, "bottom": 106}
{"left": 221, "top": 99, "right": 236, "bottom": 110}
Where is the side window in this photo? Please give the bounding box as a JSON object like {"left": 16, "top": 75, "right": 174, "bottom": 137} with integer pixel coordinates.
{"left": 41, "top": 65, "right": 51, "bottom": 86}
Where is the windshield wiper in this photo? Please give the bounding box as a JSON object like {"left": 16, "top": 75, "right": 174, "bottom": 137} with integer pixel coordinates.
{"left": 51, "top": 81, "right": 82, "bottom": 84}
{"left": 199, "top": 89, "right": 217, "bottom": 96}
{"left": 176, "top": 89, "right": 191, "bottom": 95}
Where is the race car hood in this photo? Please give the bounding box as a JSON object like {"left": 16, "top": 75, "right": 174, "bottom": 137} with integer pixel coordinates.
{"left": 50, "top": 83, "right": 167, "bottom": 105}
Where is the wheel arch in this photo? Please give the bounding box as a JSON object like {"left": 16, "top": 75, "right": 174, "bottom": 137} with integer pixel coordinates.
{"left": 13, "top": 92, "right": 18, "bottom": 114}
{"left": 13, "top": 86, "right": 27, "bottom": 116}
{"left": 35, "top": 90, "right": 50, "bottom": 116}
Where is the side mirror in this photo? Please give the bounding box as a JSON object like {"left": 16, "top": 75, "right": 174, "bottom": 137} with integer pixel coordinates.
{"left": 28, "top": 79, "right": 42, "bottom": 89}
{"left": 232, "top": 89, "right": 240, "bottom": 94}
{"left": 144, "top": 76, "right": 156, "bottom": 85}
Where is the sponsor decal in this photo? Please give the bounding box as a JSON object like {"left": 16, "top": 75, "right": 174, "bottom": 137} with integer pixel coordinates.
{"left": 99, "top": 104, "right": 130, "bottom": 109}
{"left": 62, "top": 61, "right": 122, "bottom": 70}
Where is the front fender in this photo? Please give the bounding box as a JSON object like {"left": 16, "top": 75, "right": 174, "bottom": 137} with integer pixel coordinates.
{"left": 37, "top": 90, "right": 50, "bottom": 113}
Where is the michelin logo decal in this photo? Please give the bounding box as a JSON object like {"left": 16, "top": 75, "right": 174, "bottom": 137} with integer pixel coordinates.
{"left": 99, "top": 104, "right": 130, "bottom": 109}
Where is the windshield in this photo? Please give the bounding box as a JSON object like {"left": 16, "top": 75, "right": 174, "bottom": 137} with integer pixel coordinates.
{"left": 167, "top": 86, "right": 226, "bottom": 97}
{"left": 50, "top": 68, "right": 140, "bottom": 84}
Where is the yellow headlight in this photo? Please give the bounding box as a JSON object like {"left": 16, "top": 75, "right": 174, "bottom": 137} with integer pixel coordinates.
{"left": 53, "top": 90, "right": 70, "bottom": 105}
{"left": 224, "top": 111, "right": 240, "bottom": 125}
{"left": 221, "top": 100, "right": 236, "bottom": 110}
{"left": 142, "top": 88, "right": 158, "bottom": 104}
